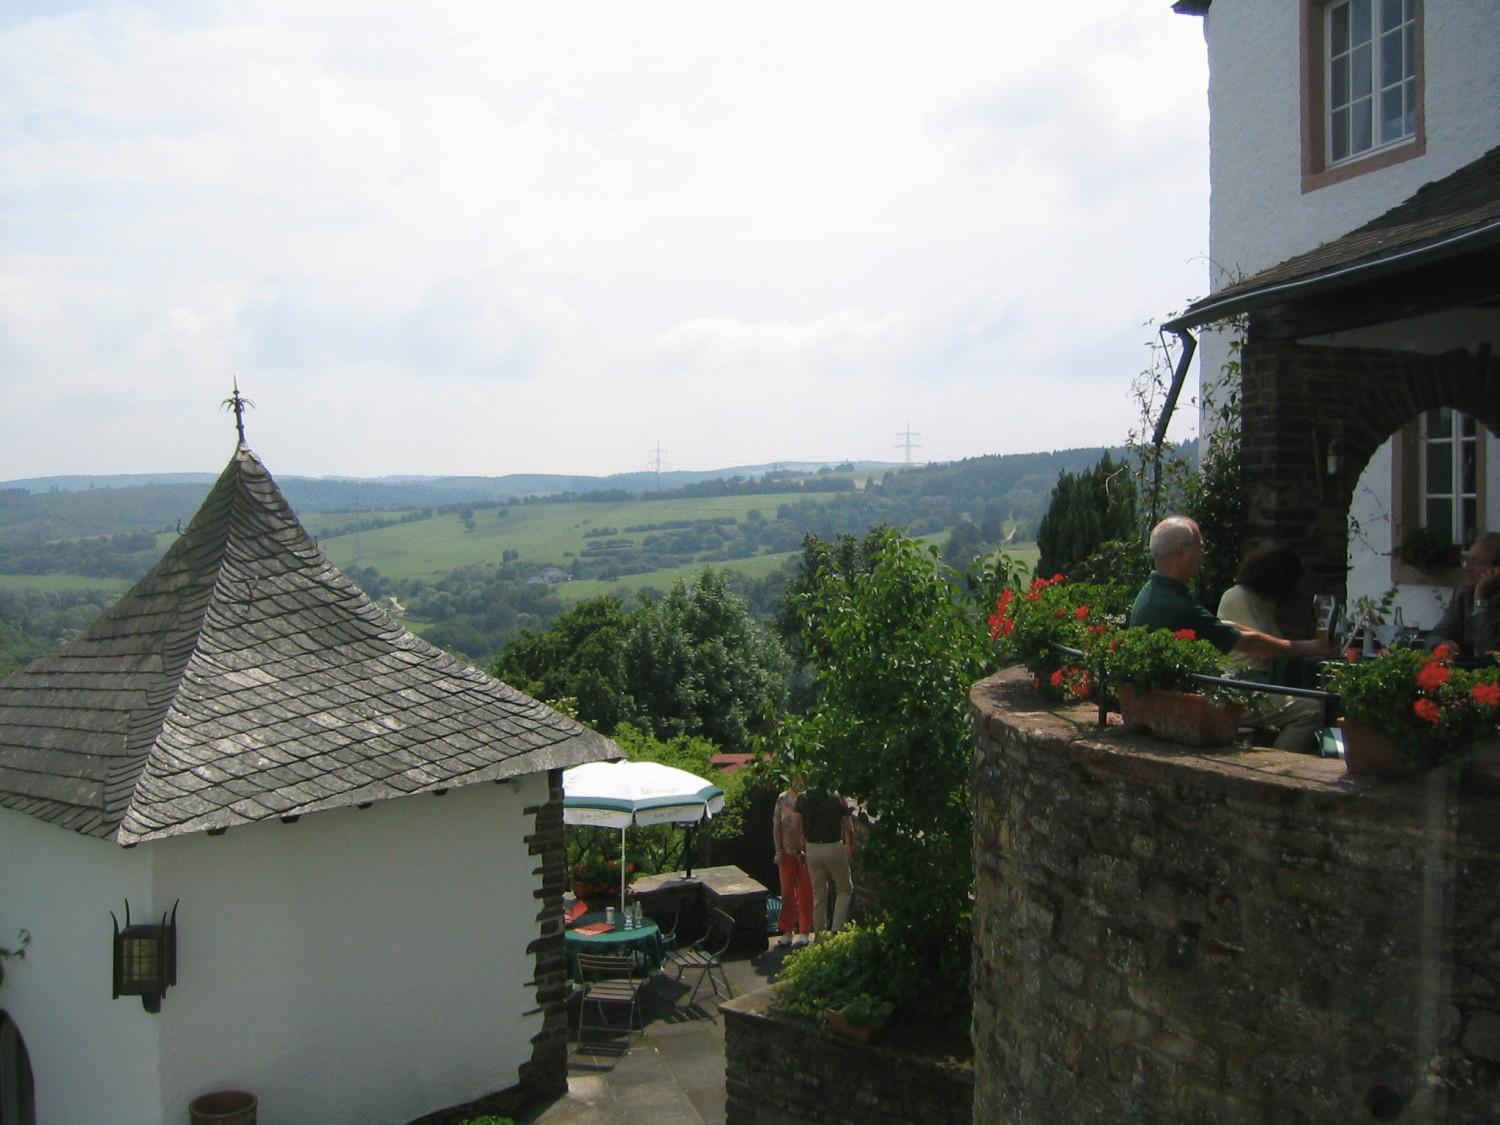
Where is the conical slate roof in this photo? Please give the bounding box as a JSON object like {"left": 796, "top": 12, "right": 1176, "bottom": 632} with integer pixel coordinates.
{"left": 0, "top": 443, "right": 614, "bottom": 845}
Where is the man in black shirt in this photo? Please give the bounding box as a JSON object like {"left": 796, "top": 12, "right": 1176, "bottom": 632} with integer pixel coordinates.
{"left": 795, "top": 788, "right": 854, "bottom": 936}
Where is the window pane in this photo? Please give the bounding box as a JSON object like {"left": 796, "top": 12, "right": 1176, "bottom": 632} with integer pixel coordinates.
{"left": 1426, "top": 441, "right": 1452, "bottom": 494}
{"left": 1353, "top": 96, "right": 1373, "bottom": 152}
{"left": 1460, "top": 412, "right": 1475, "bottom": 438}
{"left": 1426, "top": 408, "right": 1452, "bottom": 439}
{"left": 1381, "top": 88, "right": 1404, "bottom": 143}
{"left": 1331, "top": 56, "right": 1350, "bottom": 107}
{"left": 1462, "top": 499, "right": 1477, "bottom": 542}
{"left": 1380, "top": 0, "right": 1403, "bottom": 32}
{"left": 1331, "top": 108, "right": 1350, "bottom": 161}
{"left": 1461, "top": 442, "right": 1476, "bottom": 494}
{"left": 1404, "top": 31, "right": 1414, "bottom": 75}
{"left": 1352, "top": 0, "right": 1371, "bottom": 44}
{"left": 1426, "top": 498, "right": 1453, "bottom": 538}
{"left": 1381, "top": 30, "right": 1403, "bottom": 84}
{"left": 1404, "top": 79, "right": 1416, "bottom": 136}
{"left": 1353, "top": 44, "right": 1372, "bottom": 98}
{"left": 1331, "top": 2, "right": 1350, "bottom": 54}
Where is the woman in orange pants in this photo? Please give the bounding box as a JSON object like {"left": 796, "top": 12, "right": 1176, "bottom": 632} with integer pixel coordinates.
{"left": 772, "top": 781, "right": 813, "bottom": 947}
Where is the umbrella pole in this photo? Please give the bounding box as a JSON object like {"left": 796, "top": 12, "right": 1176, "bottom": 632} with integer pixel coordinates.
{"left": 682, "top": 823, "right": 696, "bottom": 878}
{"left": 619, "top": 828, "right": 627, "bottom": 915}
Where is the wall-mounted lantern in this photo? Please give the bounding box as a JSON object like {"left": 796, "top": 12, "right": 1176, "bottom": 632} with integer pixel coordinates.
{"left": 111, "top": 901, "right": 178, "bottom": 1013}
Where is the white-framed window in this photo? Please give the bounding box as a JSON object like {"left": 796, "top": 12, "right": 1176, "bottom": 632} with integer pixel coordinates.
{"left": 1325, "top": 0, "right": 1417, "bottom": 166}
{"left": 1420, "top": 407, "right": 1478, "bottom": 547}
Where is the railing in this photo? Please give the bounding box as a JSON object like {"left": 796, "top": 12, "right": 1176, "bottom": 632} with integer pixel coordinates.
{"left": 1046, "top": 641, "right": 1342, "bottom": 731}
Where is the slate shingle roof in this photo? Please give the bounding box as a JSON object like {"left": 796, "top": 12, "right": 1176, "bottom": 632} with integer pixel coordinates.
{"left": 0, "top": 443, "right": 614, "bottom": 845}
{"left": 1169, "top": 144, "right": 1500, "bottom": 329}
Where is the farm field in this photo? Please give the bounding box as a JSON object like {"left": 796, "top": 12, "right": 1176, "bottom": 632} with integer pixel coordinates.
{"left": 316, "top": 492, "right": 829, "bottom": 582}
{"left": 0, "top": 573, "right": 132, "bottom": 593}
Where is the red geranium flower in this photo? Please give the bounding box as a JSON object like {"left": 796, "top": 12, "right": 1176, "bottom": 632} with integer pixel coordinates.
{"left": 1173, "top": 629, "right": 1197, "bottom": 641}
{"left": 1472, "top": 682, "right": 1500, "bottom": 708}
{"left": 1087, "top": 623, "right": 1108, "bottom": 637}
{"left": 1415, "top": 662, "right": 1451, "bottom": 693}
{"left": 1050, "top": 669, "right": 1066, "bottom": 687}
{"left": 1432, "top": 641, "right": 1459, "bottom": 661}
{"left": 1413, "top": 698, "right": 1442, "bottom": 724}
{"left": 1074, "top": 605, "right": 1091, "bottom": 620}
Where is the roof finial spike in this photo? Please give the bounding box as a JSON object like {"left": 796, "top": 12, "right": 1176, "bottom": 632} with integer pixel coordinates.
{"left": 221, "top": 377, "right": 254, "bottom": 444}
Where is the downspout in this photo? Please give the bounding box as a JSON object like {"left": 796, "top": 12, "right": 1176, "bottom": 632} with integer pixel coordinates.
{"left": 1147, "top": 323, "right": 1197, "bottom": 528}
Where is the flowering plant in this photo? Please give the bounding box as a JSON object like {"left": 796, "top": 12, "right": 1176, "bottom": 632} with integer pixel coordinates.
{"left": 570, "top": 851, "right": 636, "bottom": 897}
{"left": 1096, "top": 626, "right": 1231, "bottom": 697}
{"left": 990, "top": 575, "right": 1132, "bottom": 701}
{"left": 1324, "top": 646, "right": 1500, "bottom": 767}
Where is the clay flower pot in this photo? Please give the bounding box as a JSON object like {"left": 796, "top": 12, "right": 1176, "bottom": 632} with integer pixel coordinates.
{"left": 826, "top": 1007, "right": 876, "bottom": 1044}
{"left": 1338, "top": 718, "right": 1414, "bottom": 779}
{"left": 1116, "top": 685, "right": 1243, "bottom": 748}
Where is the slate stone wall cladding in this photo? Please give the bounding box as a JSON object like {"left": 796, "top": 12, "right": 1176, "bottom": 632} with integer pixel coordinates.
{"left": 722, "top": 988, "right": 974, "bottom": 1125}
{"left": 1237, "top": 342, "right": 1500, "bottom": 600}
{"left": 970, "top": 667, "right": 1500, "bottom": 1124}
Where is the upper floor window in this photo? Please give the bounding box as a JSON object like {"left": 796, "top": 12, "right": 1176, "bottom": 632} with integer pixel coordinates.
{"left": 1300, "top": 0, "right": 1424, "bottom": 192}
{"left": 1326, "top": 0, "right": 1417, "bottom": 165}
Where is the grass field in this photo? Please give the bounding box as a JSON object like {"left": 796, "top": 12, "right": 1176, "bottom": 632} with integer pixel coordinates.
{"left": 560, "top": 549, "right": 800, "bottom": 602}
{"left": 0, "top": 573, "right": 132, "bottom": 593}
{"left": 316, "top": 492, "right": 831, "bottom": 583}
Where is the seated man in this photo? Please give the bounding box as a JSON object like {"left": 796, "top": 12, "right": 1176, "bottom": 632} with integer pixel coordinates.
{"left": 1130, "top": 517, "right": 1330, "bottom": 751}
{"left": 1428, "top": 531, "right": 1500, "bottom": 660}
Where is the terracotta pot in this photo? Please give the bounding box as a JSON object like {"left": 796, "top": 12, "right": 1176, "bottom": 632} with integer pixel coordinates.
{"left": 571, "top": 879, "right": 617, "bottom": 904}
{"left": 1338, "top": 718, "right": 1414, "bottom": 779}
{"left": 1116, "top": 685, "right": 1243, "bottom": 748}
{"left": 826, "top": 1007, "right": 876, "bottom": 1044}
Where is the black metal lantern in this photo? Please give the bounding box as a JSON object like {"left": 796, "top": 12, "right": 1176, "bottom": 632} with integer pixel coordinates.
{"left": 111, "top": 900, "right": 178, "bottom": 1013}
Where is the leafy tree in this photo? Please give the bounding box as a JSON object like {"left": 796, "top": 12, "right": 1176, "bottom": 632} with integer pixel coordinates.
{"left": 782, "top": 529, "right": 992, "bottom": 1019}
{"left": 1034, "top": 451, "right": 1137, "bottom": 578}
{"left": 491, "top": 597, "right": 635, "bottom": 729}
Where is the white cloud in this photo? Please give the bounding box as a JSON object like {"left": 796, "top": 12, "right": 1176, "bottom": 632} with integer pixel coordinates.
{"left": 0, "top": 0, "right": 1209, "bottom": 478}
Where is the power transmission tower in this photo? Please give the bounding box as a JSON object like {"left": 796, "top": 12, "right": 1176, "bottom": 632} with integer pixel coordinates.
{"left": 647, "top": 442, "right": 670, "bottom": 492}
{"left": 895, "top": 424, "right": 922, "bottom": 464}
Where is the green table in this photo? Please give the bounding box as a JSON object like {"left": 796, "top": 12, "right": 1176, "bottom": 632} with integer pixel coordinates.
{"left": 564, "top": 912, "right": 664, "bottom": 981}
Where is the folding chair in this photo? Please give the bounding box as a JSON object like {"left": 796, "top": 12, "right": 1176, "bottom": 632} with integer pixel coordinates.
{"left": 576, "top": 953, "right": 645, "bottom": 1044}
{"left": 664, "top": 907, "right": 735, "bottom": 1006}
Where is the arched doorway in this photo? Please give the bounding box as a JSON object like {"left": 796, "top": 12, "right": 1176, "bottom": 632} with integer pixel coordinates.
{"left": 0, "top": 1012, "right": 35, "bottom": 1125}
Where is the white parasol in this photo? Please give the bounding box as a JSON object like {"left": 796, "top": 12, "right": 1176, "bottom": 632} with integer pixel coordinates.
{"left": 563, "top": 760, "right": 726, "bottom": 911}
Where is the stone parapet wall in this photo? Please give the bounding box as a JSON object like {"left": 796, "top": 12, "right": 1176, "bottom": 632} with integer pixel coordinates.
{"left": 723, "top": 988, "right": 974, "bottom": 1125}
{"left": 971, "top": 668, "right": 1500, "bottom": 1123}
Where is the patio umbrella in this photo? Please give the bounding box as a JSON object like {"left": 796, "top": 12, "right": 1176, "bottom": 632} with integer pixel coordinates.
{"left": 562, "top": 760, "right": 726, "bottom": 911}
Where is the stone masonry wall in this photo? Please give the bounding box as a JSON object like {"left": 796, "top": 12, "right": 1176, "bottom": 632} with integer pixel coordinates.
{"left": 723, "top": 988, "right": 974, "bottom": 1125}
{"left": 971, "top": 668, "right": 1500, "bottom": 1124}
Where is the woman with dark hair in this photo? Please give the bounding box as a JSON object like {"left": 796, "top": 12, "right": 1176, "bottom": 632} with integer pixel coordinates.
{"left": 1217, "top": 547, "right": 1323, "bottom": 752}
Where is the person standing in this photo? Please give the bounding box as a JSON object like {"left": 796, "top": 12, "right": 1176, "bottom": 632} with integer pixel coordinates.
{"left": 1429, "top": 532, "right": 1500, "bottom": 659}
{"left": 771, "top": 778, "right": 813, "bottom": 948}
{"left": 797, "top": 787, "right": 854, "bottom": 937}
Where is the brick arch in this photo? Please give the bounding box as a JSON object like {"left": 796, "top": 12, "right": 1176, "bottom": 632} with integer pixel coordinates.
{"left": 1237, "top": 342, "right": 1500, "bottom": 604}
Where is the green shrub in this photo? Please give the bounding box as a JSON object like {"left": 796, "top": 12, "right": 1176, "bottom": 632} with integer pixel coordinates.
{"left": 776, "top": 925, "right": 887, "bottom": 1019}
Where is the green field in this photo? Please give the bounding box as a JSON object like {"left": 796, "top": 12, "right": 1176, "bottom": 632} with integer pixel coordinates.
{"left": 0, "top": 573, "right": 133, "bottom": 593}
{"left": 560, "top": 549, "right": 800, "bottom": 602}
{"left": 316, "top": 492, "right": 828, "bottom": 583}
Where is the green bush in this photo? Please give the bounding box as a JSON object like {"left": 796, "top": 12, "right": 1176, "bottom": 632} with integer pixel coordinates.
{"left": 775, "top": 925, "right": 887, "bottom": 1019}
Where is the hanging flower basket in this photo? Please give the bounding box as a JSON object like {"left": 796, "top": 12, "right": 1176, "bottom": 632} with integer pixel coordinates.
{"left": 1117, "top": 684, "right": 1243, "bottom": 748}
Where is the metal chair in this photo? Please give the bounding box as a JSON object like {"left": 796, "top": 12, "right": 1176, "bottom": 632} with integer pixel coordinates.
{"left": 664, "top": 907, "right": 735, "bottom": 1006}
{"left": 576, "top": 953, "right": 645, "bottom": 1044}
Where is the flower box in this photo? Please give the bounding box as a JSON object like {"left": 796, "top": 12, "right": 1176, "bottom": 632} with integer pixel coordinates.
{"left": 1338, "top": 718, "right": 1413, "bottom": 779}
{"left": 1117, "top": 684, "right": 1243, "bottom": 748}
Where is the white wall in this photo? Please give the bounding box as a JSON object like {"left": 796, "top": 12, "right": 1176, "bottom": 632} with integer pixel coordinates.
{"left": 1194, "top": 0, "right": 1500, "bottom": 399}
{"left": 152, "top": 772, "right": 549, "bottom": 1125}
{"left": 0, "top": 809, "right": 161, "bottom": 1125}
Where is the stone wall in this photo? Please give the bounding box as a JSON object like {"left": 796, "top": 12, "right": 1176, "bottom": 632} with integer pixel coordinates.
{"left": 971, "top": 667, "right": 1500, "bottom": 1124}
{"left": 723, "top": 988, "right": 974, "bottom": 1125}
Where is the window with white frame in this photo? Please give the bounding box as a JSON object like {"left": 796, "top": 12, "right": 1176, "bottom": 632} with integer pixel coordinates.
{"left": 1325, "top": 0, "right": 1417, "bottom": 165}
{"left": 1421, "top": 407, "right": 1478, "bottom": 547}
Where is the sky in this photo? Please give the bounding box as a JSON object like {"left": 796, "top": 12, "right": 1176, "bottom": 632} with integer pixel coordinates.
{"left": 0, "top": 1, "right": 1210, "bottom": 481}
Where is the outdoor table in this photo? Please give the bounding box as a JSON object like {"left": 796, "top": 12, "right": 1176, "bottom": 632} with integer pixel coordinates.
{"left": 564, "top": 912, "right": 664, "bottom": 981}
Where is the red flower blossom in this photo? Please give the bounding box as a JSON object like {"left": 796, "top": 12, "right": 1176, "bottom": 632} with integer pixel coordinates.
{"left": 1173, "top": 629, "right": 1197, "bottom": 641}
{"left": 1472, "top": 682, "right": 1500, "bottom": 708}
{"left": 1074, "top": 605, "right": 1091, "bottom": 620}
{"left": 1067, "top": 671, "right": 1093, "bottom": 700}
{"left": 1415, "top": 662, "right": 1451, "bottom": 693}
{"left": 1087, "top": 624, "right": 1108, "bottom": 637}
{"left": 1413, "top": 698, "right": 1442, "bottom": 724}
{"left": 1001, "top": 619, "right": 1015, "bottom": 637}
{"left": 1054, "top": 607, "right": 1068, "bottom": 618}
{"left": 1432, "top": 642, "right": 1459, "bottom": 661}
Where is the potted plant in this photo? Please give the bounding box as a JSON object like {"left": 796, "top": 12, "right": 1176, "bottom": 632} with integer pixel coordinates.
{"left": 1098, "top": 626, "right": 1243, "bottom": 748}
{"left": 1398, "top": 526, "right": 1462, "bottom": 573}
{"left": 990, "top": 574, "right": 1131, "bottom": 702}
{"left": 569, "top": 851, "right": 634, "bottom": 904}
{"left": 826, "top": 992, "right": 894, "bottom": 1044}
{"left": 1324, "top": 646, "right": 1500, "bottom": 777}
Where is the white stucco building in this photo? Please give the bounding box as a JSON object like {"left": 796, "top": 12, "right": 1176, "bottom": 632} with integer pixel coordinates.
{"left": 1165, "top": 0, "right": 1500, "bottom": 622}
{"left": 0, "top": 443, "right": 614, "bottom": 1124}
